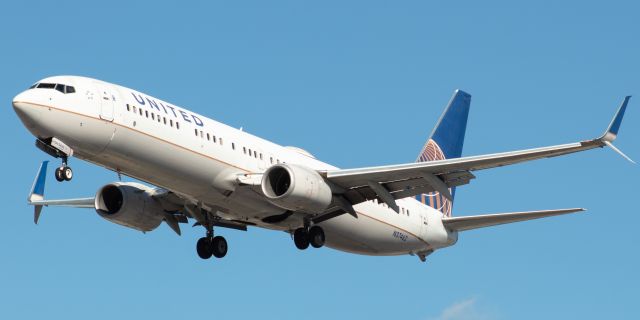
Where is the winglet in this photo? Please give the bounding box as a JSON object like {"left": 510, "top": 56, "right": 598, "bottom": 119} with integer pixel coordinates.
{"left": 29, "top": 161, "right": 49, "bottom": 224}
{"left": 601, "top": 96, "right": 631, "bottom": 141}
{"left": 599, "top": 96, "right": 634, "bottom": 163}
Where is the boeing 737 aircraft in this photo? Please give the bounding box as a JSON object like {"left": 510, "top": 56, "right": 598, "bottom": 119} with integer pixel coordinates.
{"left": 12, "top": 76, "right": 633, "bottom": 262}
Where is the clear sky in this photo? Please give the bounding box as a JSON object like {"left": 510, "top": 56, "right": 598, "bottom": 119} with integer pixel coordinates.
{"left": 1, "top": 1, "right": 638, "bottom": 319}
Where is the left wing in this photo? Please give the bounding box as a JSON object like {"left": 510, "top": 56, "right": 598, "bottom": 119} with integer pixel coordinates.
{"left": 323, "top": 96, "right": 632, "bottom": 208}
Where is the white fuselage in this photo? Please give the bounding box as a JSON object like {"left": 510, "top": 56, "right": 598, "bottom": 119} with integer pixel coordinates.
{"left": 13, "top": 76, "right": 457, "bottom": 256}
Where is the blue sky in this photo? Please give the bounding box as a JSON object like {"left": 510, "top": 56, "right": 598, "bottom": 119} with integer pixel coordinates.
{"left": 1, "top": 1, "right": 638, "bottom": 319}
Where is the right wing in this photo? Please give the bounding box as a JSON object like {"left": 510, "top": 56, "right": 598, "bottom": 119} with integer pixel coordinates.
{"left": 323, "top": 96, "right": 632, "bottom": 209}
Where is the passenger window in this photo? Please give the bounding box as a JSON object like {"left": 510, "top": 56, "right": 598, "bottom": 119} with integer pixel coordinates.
{"left": 139, "top": 109, "right": 143, "bottom": 116}
{"left": 206, "top": 133, "right": 210, "bottom": 141}
{"left": 163, "top": 117, "right": 167, "bottom": 125}
{"left": 145, "top": 110, "right": 149, "bottom": 118}
{"left": 219, "top": 138, "right": 223, "bottom": 145}
{"left": 170, "top": 119, "right": 173, "bottom": 127}
{"left": 176, "top": 122, "right": 180, "bottom": 129}
{"left": 133, "top": 106, "right": 137, "bottom": 113}
{"left": 232, "top": 143, "right": 235, "bottom": 150}
{"left": 194, "top": 129, "right": 198, "bottom": 136}
{"left": 213, "top": 136, "right": 217, "bottom": 143}
{"left": 126, "top": 104, "right": 130, "bottom": 111}
{"left": 243, "top": 147, "right": 247, "bottom": 154}
{"left": 151, "top": 113, "right": 155, "bottom": 120}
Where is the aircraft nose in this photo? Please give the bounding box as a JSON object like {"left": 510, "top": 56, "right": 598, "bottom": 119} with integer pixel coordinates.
{"left": 13, "top": 90, "right": 42, "bottom": 129}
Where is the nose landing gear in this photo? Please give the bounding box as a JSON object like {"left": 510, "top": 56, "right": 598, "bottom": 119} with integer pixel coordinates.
{"left": 35, "top": 138, "right": 74, "bottom": 182}
{"left": 54, "top": 157, "right": 73, "bottom": 182}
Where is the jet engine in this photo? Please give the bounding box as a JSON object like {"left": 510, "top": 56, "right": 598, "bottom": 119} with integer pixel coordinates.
{"left": 94, "top": 182, "right": 166, "bottom": 232}
{"left": 261, "top": 163, "right": 333, "bottom": 213}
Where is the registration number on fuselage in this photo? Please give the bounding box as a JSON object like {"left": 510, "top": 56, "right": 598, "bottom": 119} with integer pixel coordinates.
{"left": 393, "top": 230, "right": 408, "bottom": 242}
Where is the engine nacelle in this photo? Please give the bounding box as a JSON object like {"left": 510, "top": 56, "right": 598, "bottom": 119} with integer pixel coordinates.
{"left": 94, "top": 182, "right": 165, "bottom": 232}
{"left": 261, "top": 163, "right": 333, "bottom": 213}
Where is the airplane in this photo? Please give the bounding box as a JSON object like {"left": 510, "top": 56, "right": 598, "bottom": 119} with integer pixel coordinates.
{"left": 12, "top": 76, "right": 633, "bottom": 262}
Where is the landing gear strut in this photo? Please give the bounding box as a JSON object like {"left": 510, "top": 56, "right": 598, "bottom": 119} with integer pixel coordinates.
{"left": 54, "top": 156, "right": 73, "bottom": 182}
{"left": 293, "top": 225, "right": 325, "bottom": 250}
{"left": 196, "top": 217, "right": 228, "bottom": 260}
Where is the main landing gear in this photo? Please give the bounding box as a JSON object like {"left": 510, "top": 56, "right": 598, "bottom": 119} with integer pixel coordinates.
{"left": 196, "top": 223, "right": 228, "bottom": 260}
{"left": 293, "top": 225, "right": 325, "bottom": 250}
{"left": 54, "top": 157, "right": 73, "bottom": 182}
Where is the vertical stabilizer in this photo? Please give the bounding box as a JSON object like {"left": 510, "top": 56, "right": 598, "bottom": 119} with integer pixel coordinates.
{"left": 416, "top": 90, "right": 471, "bottom": 216}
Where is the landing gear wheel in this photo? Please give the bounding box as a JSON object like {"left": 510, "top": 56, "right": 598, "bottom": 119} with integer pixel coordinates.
{"left": 196, "top": 237, "right": 213, "bottom": 259}
{"left": 293, "top": 228, "right": 310, "bottom": 250}
{"left": 212, "top": 236, "right": 228, "bottom": 258}
{"left": 309, "top": 226, "right": 325, "bottom": 248}
{"left": 63, "top": 167, "right": 73, "bottom": 181}
{"left": 54, "top": 167, "right": 64, "bottom": 182}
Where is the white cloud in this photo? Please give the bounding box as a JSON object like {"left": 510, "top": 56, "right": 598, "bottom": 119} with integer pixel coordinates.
{"left": 428, "top": 297, "right": 494, "bottom": 320}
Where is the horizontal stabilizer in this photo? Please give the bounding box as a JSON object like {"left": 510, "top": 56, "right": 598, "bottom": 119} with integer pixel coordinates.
{"left": 28, "top": 161, "right": 94, "bottom": 224}
{"left": 442, "top": 208, "right": 584, "bottom": 232}
{"left": 29, "top": 198, "right": 95, "bottom": 207}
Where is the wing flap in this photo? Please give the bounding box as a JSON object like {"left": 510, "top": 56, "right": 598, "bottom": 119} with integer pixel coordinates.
{"left": 442, "top": 208, "right": 585, "bottom": 232}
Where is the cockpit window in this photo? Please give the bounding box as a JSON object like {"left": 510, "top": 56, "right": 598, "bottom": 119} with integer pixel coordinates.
{"left": 32, "top": 82, "right": 76, "bottom": 94}
{"left": 37, "top": 83, "right": 56, "bottom": 89}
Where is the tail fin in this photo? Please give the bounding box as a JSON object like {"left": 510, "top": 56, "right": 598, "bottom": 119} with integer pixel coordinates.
{"left": 416, "top": 90, "right": 471, "bottom": 216}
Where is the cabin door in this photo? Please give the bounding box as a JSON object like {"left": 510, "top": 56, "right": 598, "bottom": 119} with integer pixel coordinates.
{"left": 96, "top": 83, "right": 115, "bottom": 121}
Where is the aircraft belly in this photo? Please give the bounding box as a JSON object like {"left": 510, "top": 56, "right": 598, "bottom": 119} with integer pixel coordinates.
{"left": 320, "top": 213, "right": 429, "bottom": 256}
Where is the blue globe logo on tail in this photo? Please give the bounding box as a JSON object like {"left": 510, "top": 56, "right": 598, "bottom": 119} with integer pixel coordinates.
{"left": 416, "top": 139, "right": 453, "bottom": 217}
